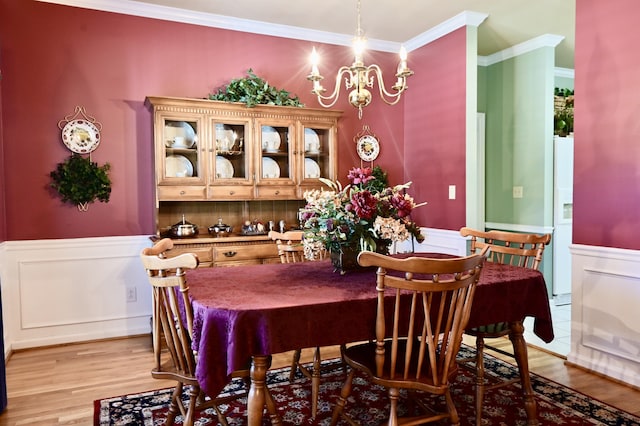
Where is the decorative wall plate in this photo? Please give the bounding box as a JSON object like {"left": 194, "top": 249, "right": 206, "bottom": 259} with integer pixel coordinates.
{"left": 61, "top": 119, "right": 101, "bottom": 154}
{"left": 356, "top": 134, "right": 380, "bottom": 162}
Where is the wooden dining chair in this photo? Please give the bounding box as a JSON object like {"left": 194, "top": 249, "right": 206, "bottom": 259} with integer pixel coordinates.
{"left": 267, "top": 230, "right": 305, "bottom": 263}
{"left": 141, "top": 238, "right": 278, "bottom": 426}
{"left": 330, "top": 251, "right": 485, "bottom": 426}
{"left": 459, "top": 227, "right": 551, "bottom": 426}
{"left": 267, "top": 230, "right": 329, "bottom": 418}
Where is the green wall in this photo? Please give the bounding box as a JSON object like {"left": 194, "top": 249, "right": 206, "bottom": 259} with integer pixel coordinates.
{"left": 477, "top": 46, "right": 557, "bottom": 293}
{"left": 484, "top": 47, "right": 555, "bottom": 228}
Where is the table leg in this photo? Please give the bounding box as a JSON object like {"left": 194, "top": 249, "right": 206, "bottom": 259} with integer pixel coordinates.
{"left": 248, "top": 355, "right": 283, "bottom": 426}
{"left": 508, "top": 321, "right": 539, "bottom": 426}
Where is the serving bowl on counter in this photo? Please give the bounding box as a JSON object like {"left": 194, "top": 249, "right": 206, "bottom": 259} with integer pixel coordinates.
{"left": 169, "top": 215, "right": 198, "bottom": 238}
{"left": 208, "top": 218, "right": 233, "bottom": 237}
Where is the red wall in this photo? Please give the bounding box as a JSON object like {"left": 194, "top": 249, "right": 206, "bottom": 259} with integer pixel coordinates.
{"left": 0, "top": 1, "right": 419, "bottom": 241}
{"left": 573, "top": 0, "right": 640, "bottom": 250}
{"left": 404, "top": 29, "right": 468, "bottom": 229}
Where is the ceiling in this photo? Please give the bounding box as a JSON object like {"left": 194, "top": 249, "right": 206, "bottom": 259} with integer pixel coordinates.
{"left": 130, "top": 0, "right": 575, "bottom": 69}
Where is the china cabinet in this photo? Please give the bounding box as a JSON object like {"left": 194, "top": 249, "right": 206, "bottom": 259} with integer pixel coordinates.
{"left": 145, "top": 96, "right": 340, "bottom": 201}
{"left": 145, "top": 96, "right": 342, "bottom": 266}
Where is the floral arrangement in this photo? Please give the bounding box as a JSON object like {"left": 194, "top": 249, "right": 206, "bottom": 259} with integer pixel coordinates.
{"left": 299, "top": 166, "right": 425, "bottom": 260}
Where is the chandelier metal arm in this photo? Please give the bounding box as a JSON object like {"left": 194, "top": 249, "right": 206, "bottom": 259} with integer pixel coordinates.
{"left": 365, "top": 64, "right": 410, "bottom": 106}
{"left": 309, "top": 66, "right": 353, "bottom": 108}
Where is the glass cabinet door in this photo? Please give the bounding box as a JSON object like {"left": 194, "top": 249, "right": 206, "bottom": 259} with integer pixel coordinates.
{"left": 257, "top": 121, "right": 294, "bottom": 183}
{"left": 159, "top": 117, "right": 203, "bottom": 184}
{"left": 211, "top": 119, "right": 251, "bottom": 183}
{"left": 302, "top": 124, "right": 333, "bottom": 182}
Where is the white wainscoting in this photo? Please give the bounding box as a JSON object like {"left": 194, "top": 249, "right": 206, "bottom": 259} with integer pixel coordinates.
{"left": 0, "top": 230, "right": 466, "bottom": 358}
{"left": 568, "top": 244, "right": 640, "bottom": 388}
{"left": 395, "top": 227, "right": 467, "bottom": 256}
{"left": 0, "top": 236, "right": 154, "bottom": 356}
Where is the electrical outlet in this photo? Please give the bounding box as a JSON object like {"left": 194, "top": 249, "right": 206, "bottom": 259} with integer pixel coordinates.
{"left": 448, "top": 185, "right": 456, "bottom": 200}
{"left": 513, "top": 186, "right": 523, "bottom": 198}
{"left": 126, "top": 287, "right": 137, "bottom": 303}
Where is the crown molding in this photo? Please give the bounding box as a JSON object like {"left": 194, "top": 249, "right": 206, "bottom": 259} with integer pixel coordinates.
{"left": 404, "top": 11, "right": 488, "bottom": 52}
{"left": 35, "top": 0, "right": 404, "bottom": 51}
{"left": 36, "top": 1, "right": 490, "bottom": 54}
{"left": 480, "top": 34, "right": 564, "bottom": 66}
{"left": 555, "top": 67, "right": 575, "bottom": 79}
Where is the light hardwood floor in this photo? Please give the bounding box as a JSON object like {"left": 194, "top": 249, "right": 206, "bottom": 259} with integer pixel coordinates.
{"left": 0, "top": 335, "right": 638, "bottom": 425}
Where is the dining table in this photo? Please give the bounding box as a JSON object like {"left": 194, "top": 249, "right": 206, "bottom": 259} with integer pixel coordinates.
{"left": 187, "top": 254, "right": 554, "bottom": 425}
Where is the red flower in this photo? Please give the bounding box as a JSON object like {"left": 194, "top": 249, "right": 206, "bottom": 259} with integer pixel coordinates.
{"left": 391, "top": 193, "right": 413, "bottom": 218}
{"left": 351, "top": 190, "right": 377, "bottom": 219}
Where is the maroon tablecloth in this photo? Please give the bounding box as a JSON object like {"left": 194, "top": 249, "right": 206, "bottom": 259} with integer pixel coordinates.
{"left": 188, "top": 257, "right": 553, "bottom": 398}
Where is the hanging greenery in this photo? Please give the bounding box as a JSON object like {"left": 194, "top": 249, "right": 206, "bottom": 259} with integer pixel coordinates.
{"left": 50, "top": 154, "right": 112, "bottom": 211}
{"left": 208, "top": 69, "right": 304, "bottom": 108}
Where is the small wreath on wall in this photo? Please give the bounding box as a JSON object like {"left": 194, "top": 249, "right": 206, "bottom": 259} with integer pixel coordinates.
{"left": 50, "top": 106, "right": 112, "bottom": 211}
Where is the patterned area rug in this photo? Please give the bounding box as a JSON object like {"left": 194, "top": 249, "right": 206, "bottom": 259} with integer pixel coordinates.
{"left": 95, "top": 346, "right": 640, "bottom": 425}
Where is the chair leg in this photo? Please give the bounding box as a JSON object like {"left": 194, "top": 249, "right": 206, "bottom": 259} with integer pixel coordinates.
{"left": 509, "top": 321, "right": 539, "bottom": 426}
{"left": 330, "top": 368, "right": 355, "bottom": 426}
{"left": 264, "top": 382, "right": 280, "bottom": 424}
{"left": 165, "top": 384, "right": 183, "bottom": 426}
{"left": 475, "top": 335, "right": 486, "bottom": 426}
{"left": 388, "top": 387, "right": 400, "bottom": 426}
{"left": 444, "top": 388, "right": 461, "bottom": 426}
{"left": 290, "top": 348, "right": 302, "bottom": 381}
{"left": 184, "top": 389, "right": 198, "bottom": 426}
{"left": 340, "top": 343, "right": 347, "bottom": 375}
{"left": 311, "top": 346, "right": 321, "bottom": 418}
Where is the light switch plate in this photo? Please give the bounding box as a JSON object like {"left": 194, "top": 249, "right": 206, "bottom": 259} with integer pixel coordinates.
{"left": 448, "top": 185, "right": 456, "bottom": 200}
{"left": 513, "top": 186, "right": 523, "bottom": 198}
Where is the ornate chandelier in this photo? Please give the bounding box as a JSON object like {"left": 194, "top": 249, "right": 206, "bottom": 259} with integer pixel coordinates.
{"left": 307, "top": 0, "right": 414, "bottom": 118}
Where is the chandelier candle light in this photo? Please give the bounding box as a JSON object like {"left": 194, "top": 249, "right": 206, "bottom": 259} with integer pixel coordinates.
{"left": 307, "top": 0, "right": 414, "bottom": 119}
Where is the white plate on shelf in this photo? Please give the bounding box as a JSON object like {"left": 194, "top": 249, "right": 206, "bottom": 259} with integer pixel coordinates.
{"left": 304, "top": 158, "right": 321, "bottom": 179}
{"left": 166, "top": 155, "right": 194, "bottom": 177}
{"left": 304, "top": 128, "right": 320, "bottom": 153}
{"left": 262, "top": 126, "right": 281, "bottom": 152}
{"left": 262, "top": 157, "right": 280, "bottom": 179}
{"left": 165, "top": 121, "right": 197, "bottom": 148}
{"left": 216, "top": 156, "right": 234, "bottom": 178}
{"left": 215, "top": 123, "right": 235, "bottom": 151}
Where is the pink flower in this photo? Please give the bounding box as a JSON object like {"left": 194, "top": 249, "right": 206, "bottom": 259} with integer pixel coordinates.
{"left": 347, "top": 167, "right": 375, "bottom": 185}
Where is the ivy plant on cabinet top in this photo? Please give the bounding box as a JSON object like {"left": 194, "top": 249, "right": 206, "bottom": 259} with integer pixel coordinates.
{"left": 208, "top": 69, "right": 304, "bottom": 108}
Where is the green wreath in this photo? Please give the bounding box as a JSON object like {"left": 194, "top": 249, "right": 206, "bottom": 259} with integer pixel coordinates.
{"left": 50, "top": 154, "right": 111, "bottom": 211}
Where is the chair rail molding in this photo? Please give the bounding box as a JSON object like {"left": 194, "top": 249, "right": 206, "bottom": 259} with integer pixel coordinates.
{"left": 394, "top": 227, "right": 467, "bottom": 257}
{"left": 568, "top": 244, "right": 640, "bottom": 388}
{"left": 0, "top": 236, "right": 153, "bottom": 356}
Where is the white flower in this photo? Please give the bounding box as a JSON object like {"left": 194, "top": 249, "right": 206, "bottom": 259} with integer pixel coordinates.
{"left": 373, "top": 216, "right": 410, "bottom": 242}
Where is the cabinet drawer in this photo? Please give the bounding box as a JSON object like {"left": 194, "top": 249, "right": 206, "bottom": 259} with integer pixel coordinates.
{"left": 212, "top": 242, "right": 278, "bottom": 262}
{"left": 209, "top": 185, "right": 254, "bottom": 200}
{"left": 158, "top": 186, "right": 207, "bottom": 200}
{"left": 213, "top": 259, "right": 263, "bottom": 267}
{"left": 165, "top": 246, "right": 213, "bottom": 263}
{"left": 255, "top": 186, "right": 297, "bottom": 199}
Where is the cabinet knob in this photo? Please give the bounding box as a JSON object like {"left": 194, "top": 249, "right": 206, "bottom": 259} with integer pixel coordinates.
{"left": 223, "top": 251, "right": 237, "bottom": 257}
{"left": 180, "top": 190, "right": 186, "bottom": 195}
{"left": 275, "top": 190, "right": 280, "bottom": 195}
{"left": 229, "top": 191, "right": 235, "bottom": 195}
